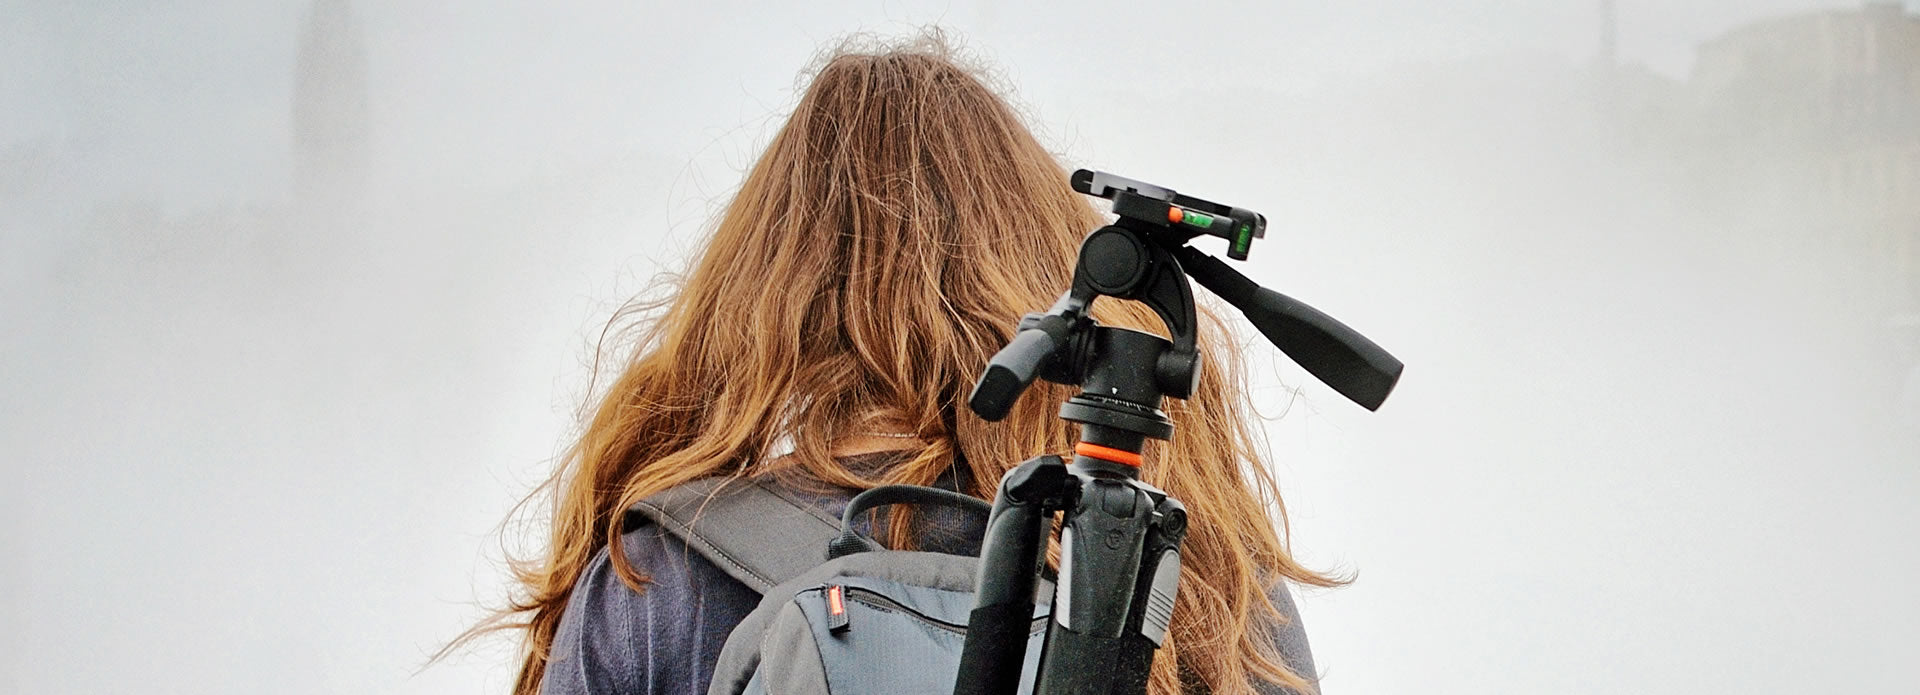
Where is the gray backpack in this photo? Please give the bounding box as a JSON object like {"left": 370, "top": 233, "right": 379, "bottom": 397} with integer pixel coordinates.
{"left": 628, "top": 478, "right": 1051, "bottom": 695}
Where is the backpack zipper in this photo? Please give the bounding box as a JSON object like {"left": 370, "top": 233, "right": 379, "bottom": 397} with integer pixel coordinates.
{"left": 828, "top": 585, "right": 1047, "bottom": 636}
{"left": 839, "top": 586, "right": 970, "bottom": 635}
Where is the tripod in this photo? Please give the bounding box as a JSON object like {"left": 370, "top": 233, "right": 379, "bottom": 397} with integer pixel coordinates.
{"left": 952, "top": 170, "right": 1404, "bottom": 695}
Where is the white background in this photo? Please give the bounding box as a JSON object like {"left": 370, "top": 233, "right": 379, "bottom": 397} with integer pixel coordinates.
{"left": 4, "top": 1, "right": 1916, "bottom": 693}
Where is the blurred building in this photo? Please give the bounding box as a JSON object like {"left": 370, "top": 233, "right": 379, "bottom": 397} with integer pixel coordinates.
{"left": 1686, "top": 1, "right": 1920, "bottom": 318}
{"left": 293, "top": 0, "right": 370, "bottom": 215}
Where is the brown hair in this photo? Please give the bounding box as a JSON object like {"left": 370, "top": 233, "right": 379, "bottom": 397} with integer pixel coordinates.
{"left": 486, "top": 35, "right": 1338, "bottom": 695}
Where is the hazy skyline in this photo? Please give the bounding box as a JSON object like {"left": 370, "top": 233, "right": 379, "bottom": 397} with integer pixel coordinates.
{"left": 2, "top": 1, "right": 1890, "bottom": 212}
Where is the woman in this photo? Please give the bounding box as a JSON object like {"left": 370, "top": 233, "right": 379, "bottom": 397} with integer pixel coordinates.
{"left": 493, "top": 38, "right": 1339, "bottom": 695}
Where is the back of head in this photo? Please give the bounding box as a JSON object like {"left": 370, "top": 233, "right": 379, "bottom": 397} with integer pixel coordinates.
{"left": 507, "top": 35, "right": 1334, "bottom": 695}
{"left": 656, "top": 38, "right": 1105, "bottom": 490}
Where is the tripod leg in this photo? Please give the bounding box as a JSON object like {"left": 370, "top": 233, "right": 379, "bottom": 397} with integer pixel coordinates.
{"left": 954, "top": 456, "right": 1073, "bottom": 695}
{"left": 1032, "top": 480, "right": 1189, "bottom": 695}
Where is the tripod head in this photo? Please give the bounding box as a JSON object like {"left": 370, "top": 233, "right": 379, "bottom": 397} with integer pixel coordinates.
{"left": 969, "top": 170, "right": 1404, "bottom": 436}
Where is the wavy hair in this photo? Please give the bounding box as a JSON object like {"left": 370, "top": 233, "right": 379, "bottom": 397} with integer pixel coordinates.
{"left": 486, "top": 35, "right": 1338, "bottom": 695}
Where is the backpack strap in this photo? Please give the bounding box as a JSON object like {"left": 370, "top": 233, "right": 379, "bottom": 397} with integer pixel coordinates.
{"left": 623, "top": 477, "right": 844, "bottom": 594}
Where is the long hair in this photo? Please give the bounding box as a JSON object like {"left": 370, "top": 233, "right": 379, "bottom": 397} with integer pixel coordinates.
{"left": 491, "top": 36, "right": 1339, "bottom": 695}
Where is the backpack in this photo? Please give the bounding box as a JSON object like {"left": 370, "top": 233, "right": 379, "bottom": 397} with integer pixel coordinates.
{"left": 626, "top": 477, "right": 1052, "bottom": 695}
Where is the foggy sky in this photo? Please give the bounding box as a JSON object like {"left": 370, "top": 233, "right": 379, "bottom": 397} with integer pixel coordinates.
{"left": 4, "top": 2, "right": 1916, "bottom": 694}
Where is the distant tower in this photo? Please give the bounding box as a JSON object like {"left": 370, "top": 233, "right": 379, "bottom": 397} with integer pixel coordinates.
{"left": 292, "top": 0, "right": 369, "bottom": 212}
{"left": 1591, "top": 0, "right": 1620, "bottom": 118}
{"left": 1597, "top": 0, "right": 1618, "bottom": 69}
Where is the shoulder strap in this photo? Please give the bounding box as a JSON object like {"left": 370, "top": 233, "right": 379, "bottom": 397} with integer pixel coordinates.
{"left": 624, "top": 477, "right": 843, "bottom": 594}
